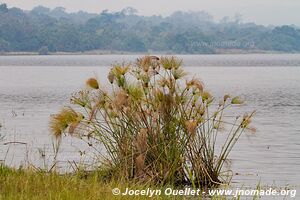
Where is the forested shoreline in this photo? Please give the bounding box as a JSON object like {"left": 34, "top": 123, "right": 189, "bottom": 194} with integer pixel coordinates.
{"left": 1, "top": 3, "right": 300, "bottom": 54}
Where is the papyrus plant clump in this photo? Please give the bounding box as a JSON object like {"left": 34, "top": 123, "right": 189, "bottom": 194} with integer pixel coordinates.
{"left": 50, "top": 56, "right": 254, "bottom": 187}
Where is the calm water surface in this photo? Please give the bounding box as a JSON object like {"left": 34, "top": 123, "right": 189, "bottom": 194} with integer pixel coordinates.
{"left": 0, "top": 54, "right": 300, "bottom": 188}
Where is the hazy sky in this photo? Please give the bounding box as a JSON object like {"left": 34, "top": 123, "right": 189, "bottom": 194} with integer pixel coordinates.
{"left": 3, "top": 0, "right": 300, "bottom": 26}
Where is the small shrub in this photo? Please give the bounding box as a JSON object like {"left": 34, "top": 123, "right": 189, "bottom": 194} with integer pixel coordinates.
{"left": 50, "top": 56, "right": 254, "bottom": 187}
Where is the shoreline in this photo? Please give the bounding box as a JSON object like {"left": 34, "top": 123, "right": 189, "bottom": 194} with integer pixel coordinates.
{"left": 0, "top": 49, "right": 297, "bottom": 56}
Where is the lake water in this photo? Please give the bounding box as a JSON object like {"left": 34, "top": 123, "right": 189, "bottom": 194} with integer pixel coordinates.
{"left": 0, "top": 54, "right": 300, "bottom": 189}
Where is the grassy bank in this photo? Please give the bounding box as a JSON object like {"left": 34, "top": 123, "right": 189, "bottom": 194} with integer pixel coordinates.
{"left": 0, "top": 165, "right": 156, "bottom": 200}
{"left": 0, "top": 165, "right": 110, "bottom": 200}
{"left": 0, "top": 165, "right": 237, "bottom": 200}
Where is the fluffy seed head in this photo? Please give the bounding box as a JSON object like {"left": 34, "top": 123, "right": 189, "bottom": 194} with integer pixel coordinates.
{"left": 108, "top": 70, "right": 115, "bottom": 84}
{"left": 186, "top": 79, "right": 204, "bottom": 92}
{"left": 184, "top": 120, "right": 198, "bottom": 137}
{"left": 231, "top": 96, "right": 244, "bottom": 104}
{"left": 113, "top": 90, "right": 130, "bottom": 111}
{"left": 86, "top": 78, "right": 99, "bottom": 89}
{"left": 50, "top": 107, "right": 81, "bottom": 138}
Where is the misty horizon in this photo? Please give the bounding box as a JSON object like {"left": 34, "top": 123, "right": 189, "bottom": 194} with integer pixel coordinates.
{"left": 2, "top": 0, "right": 300, "bottom": 26}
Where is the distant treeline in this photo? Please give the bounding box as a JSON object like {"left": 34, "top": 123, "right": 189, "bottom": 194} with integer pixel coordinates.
{"left": 1, "top": 3, "right": 300, "bottom": 54}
